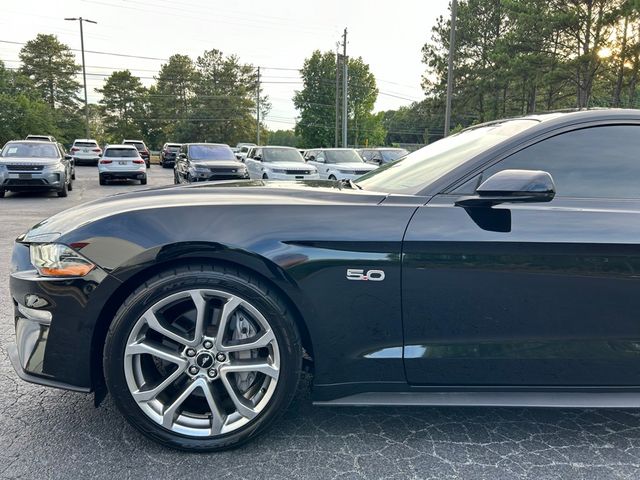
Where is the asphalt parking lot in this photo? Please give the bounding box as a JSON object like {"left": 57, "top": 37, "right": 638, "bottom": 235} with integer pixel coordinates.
{"left": 1, "top": 166, "right": 640, "bottom": 479}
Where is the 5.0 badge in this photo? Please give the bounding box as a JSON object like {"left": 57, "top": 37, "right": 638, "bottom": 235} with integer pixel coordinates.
{"left": 346, "top": 268, "right": 385, "bottom": 281}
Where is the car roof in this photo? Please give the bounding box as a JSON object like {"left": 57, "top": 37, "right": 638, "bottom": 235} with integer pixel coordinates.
{"left": 186, "top": 143, "right": 231, "bottom": 147}
{"left": 122, "top": 139, "right": 145, "bottom": 143}
{"left": 105, "top": 144, "right": 137, "bottom": 149}
{"left": 7, "top": 139, "right": 56, "bottom": 144}
{"left": 73, "top": 138, "right": 98, "bottom": 143}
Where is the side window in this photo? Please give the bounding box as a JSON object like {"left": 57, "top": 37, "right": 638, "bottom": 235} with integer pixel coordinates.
{"left": 255, "top": 148, "right": 263, "bottom": 159}
{"left": 316, "top": 151, "right": 326, "bottom": 162}
{"left": 469, "top": 125, "right": 640, "bottom": 199}
{"left": 359, "top": 150, "right": 371, "bottom": 161}
{"left": 305, "top": 150, "right": 316, "bottom": 160}
{"left": 182, "top": 145, "right": 189, "bottom": 158}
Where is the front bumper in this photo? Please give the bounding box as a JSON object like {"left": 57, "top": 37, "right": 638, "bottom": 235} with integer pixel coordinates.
{"left": 1, "top": 170, "right": 64, "bottom": 190}
{"left": 267, "top": 172, "right": 320, "bottom": 181}
{"left": 9, "top": 241, "right": 115, "bottom": 391}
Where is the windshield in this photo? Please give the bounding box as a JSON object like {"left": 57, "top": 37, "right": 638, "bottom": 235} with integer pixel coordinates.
{"left": 189, "top": 144, "right": 236, "bottom": 161}
{"left": 2, "top": 142, "right": 58, "bottom": 158}
{"left": 263, "top": 148, "right": 304, "bottom": 163}
{"left": 166, "top": 144, "right": 181, "bottom": 151}
{"left": 125, "top": 142, "right": 145, "bottom": 151}
{"left": 105, "top": 148, "right": 138, "bottom": 157}
{"left": 325, "top": 150, "right": 364, "bottom": 164}
{"left": 75, "top": 141, "right": 98, "bottom": 148}
{"left": 356, "top": 119, "right": 538, "bottom": 194}
{"left": 381, "top": 149, "right": 408, "bottom": 162}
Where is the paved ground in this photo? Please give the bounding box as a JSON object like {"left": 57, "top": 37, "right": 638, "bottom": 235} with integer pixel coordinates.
{"left": 2, "top": 166, "right": 640, "bottom": 479}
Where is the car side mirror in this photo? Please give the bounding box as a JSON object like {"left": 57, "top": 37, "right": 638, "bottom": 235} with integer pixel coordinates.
{"left": 64, "top": 154, "right": 72, "bottom": 160}
{"left": 455, "top": 169, "right": 556, "bottom": 208}
{"left": 179, "top": 153, "right": 187, "bottom": 159}
{"left": 254, "top": 155, "right": 262, "bottom": 161}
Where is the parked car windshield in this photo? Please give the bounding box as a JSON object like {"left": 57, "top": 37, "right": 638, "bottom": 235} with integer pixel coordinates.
{"left": 381, "top": 149, "right": 408, "bottom": 162}
{"left": 2, "top": 142, "right": 58, "bottom": 158}
{"left": 356, "top": 119, "right": 539, "bottom": 194}
{"left": 166, "top": 145, "right": 181, "bottom": 151}
{"left": 263, "top": 148, "right": 305, "bottom": 163}
{"left": 189, "top": 144, "right": 236, "bottom": 161}
{"left": 325, "top": 150, "right": 364, "bottom": 164}
{"left": 105, "top": 148, "right": 139, "bottom": 157}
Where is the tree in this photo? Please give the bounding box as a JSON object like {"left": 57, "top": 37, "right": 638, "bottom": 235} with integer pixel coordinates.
{"left": 97, "top": 70, "right": 147, "bottom": 142}
{"left": 0, "top": 61, "right": 58, "bottom": 145}
{"left": 294, "top": 50, "right": 384, "bottom": 147}
{"left": 267, "top": 129, "right": 301, "bottom": 146}
{"left": 19, "top": 34, "right": 80, "bottom": 111}
{"left": 188, "top": 49, "right": 265, "bottom": 145}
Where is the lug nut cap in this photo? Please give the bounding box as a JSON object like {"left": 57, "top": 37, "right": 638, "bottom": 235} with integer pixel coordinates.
{"left": 203, "top": 340, "right": 213, "bottom": 349}
{"left": 216, "top": 353, "right": 226, "bottom": 362}
{"left": 207, "top": 368, "right": 218, "bottom": 378}
{"left": 188, "top": 366, "right": 199, "bottom": 375}
{"left": 186, "top": 348, "right": 197, "bottom": 357}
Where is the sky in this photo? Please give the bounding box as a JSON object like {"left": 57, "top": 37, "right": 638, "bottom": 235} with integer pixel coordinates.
{"left": 0, "top": 0, "right": 449, "bottom": 131}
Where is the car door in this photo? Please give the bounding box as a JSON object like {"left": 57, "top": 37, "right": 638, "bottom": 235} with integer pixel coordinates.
{"left": 245, "top": 148, "right": 258, "bottom": 178}
{"left": 309, "top": 150, "right": 328, "bottom": 179}
{"left": 402, "top": 123, "right": 640, "bottom": 386}
{"left": 176, "top": 144, "right": 188, "bottom": 181}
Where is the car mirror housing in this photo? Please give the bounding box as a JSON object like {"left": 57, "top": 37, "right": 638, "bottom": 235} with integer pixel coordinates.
{"left": 455, "top": 169, "right": 556, "bottom": 208}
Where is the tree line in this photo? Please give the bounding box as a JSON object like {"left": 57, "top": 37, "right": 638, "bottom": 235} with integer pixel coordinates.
{"left": 385, "top": 0, "right": 640, "bottom": 145}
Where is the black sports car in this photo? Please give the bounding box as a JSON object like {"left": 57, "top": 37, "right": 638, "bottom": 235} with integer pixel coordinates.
{"left": 9, "top": 109, "right": 640, "bottom": 451}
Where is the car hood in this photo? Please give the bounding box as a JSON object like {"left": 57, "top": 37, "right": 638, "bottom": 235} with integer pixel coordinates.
{"left": 329, "top": 163, "right": 376, "bottom": 171}
{"left": 262, "top": 162, "right": 316, "bottom": 170}
{"left": 0, "top": 157, "right": 61, "bottom": 165}
{"left": 21, "top": 180, "right": 390, "bottom": 242}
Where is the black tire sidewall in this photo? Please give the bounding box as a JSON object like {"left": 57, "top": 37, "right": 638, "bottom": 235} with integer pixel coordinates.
{"left": 104, "top": 267, "right": 301, "bottom": 451}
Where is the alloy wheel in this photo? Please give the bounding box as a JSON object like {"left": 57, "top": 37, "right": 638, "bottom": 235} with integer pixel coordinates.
{"left": 123, "top": 289, "right": 280, "bottom": 437}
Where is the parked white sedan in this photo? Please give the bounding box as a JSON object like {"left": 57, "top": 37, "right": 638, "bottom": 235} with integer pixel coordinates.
{"left": 98, "top": 144, "right": 147, "bottom": 185}
{"left": 245, "top": 146, "right": 319, "bottom": 180}
{"left": 304, "top": 148, "right": 377, "bottom": 180}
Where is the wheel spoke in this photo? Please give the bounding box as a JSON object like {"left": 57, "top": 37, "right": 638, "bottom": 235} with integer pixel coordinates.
{"left": 189, "top": 290, "right": 208, "bottom": 343}
{"left": 219, "top": 329, "right": 275, "bottom": 353}
{"left": 221, "top": 359, "right": 279, "bottom": 379}
{"left": 201, "top": 382, "right": 226, "bottom": 435}
{"left": 215, "top": 296, "right": 242, "bottom": 350}
{"left": 162, "top": 378, "right": 203, "bottom": 429}
{"left": 219, "top": 373, "right": 259, "bottom": 420}
{"left": 126, "top": 339, "right": 186, "bottom": 366}
{"left": 132, "top": 363, "right": 186, "bottom": 402}
{"left": 144, "top": 310, "right": 195, "bottom": 346}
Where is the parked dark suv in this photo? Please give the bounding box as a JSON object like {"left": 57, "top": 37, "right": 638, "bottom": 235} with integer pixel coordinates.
{"left": 160, "top": 142, "right": 181, "bottom": 168}
{"left": 122, "top": 139, "right": 151, "bottom": 167}
{"left": 0, "top": 140, "right": 73, "bottom": 197}
{"left": 174, "top": 143, "right": 248, "bottom": 183}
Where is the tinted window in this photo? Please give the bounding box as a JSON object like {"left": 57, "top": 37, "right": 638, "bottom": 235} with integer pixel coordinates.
{"left": 125, "top": 141, "right": 145, "bottom": 151}
{"left": 380, "top": 149, "right": 408, "bottom": 162}
{"left": 2, "top": 142, "right": 59, "bottom": 158}
{"left": 357, "top": 119, "right": 538, "bottom": 194}
{"left": 481, "top": 125, "right": 640, "bottom": 199}
{"left": 74, "top": 141, "right": 98, "bottom": 148}
{"left": 263, "top": 148, "right": 304, "bottom": 163}
{"left": 105, "top": 148, "right": 138, "bottom": 157}
{"left": 325, "top": 150, "right": 364, "bottom": 164}
{"left": 189, "top": 144, "right": 235, "bottom": 161}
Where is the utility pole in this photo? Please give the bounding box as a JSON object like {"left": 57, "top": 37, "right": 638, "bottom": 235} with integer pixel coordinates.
{"left": 444, "top": 0, "right": 457, "bottom": 137}
{"left": 256, "top": 66, "right": 261, "bottom": 144}
{"left": 65, "top": 17, "right": 96, "bottom": 139}
{"left": 341, "top": 27, "right": 348, "bottom": 148}
{"left": 335, "top": 44, "right": 340, "bottom": 148}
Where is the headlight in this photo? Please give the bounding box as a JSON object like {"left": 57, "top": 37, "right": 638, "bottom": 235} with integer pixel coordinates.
{"left": 30, "top": 243, "right": 95, "bottom": 277}
{"left": 337, "top": 169, "right": 354, "bottom": 175}
{"left": 270, "top": 168, "right": 287, "bottom": 174}
{"left": 0, "top": 164, "right": 7, "bottom": 171}
{"left": 42, "top": 162, "right": 65, "bottom": 172}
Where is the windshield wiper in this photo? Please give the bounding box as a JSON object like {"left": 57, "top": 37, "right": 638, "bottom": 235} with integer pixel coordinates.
{"left": 339, "top": 178, "right": 362, "bottom": 190}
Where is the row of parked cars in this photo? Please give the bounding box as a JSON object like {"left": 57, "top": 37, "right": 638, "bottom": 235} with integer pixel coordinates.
{"left": 160, "top": 142, "right": 409, "bottom": 184}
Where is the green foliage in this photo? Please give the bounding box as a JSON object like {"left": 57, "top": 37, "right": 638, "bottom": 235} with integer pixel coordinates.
{"left": 267, "top": 129, "right": 301, "bottom": 146}
{"left": 293, "top": 50, "right": 386, "bottom": 147}
{"left": 97, "top": 70, "right": 147, "bottom": 142}
{"left": 19, "top": 34, "right": 80, "bottom": 111}
{"left": 421, "top": 0, "right": 640, "bottom": 131}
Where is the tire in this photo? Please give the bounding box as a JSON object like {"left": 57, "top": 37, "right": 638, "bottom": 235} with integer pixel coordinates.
{"left": 328, "top": 175, "right": 337, "bottom": 181}
{"left": 68, "top": 178, "right": 73, "bottom": 191}
{"left": 57, "top": 181, "right": 68, "bottom": 197}
{"left": 72, "top": 171, "right": 76, "bottom": 180}
{"left": 140, "top": 176, "right": 147, "bottom": 185}
{"left": 262, "top": 173, "right": 268, "bottom": 180}
{"left": 174, "top": 171, "right": 179, "bottom": 184}
{"left": 99, "top": 174, "right": 106, "bottom": 186}
{"left": 0, "top": 189, "right": 5, "bottom": 198}
{"left": 103, "top": 264, "right": 302, "bottom": 451}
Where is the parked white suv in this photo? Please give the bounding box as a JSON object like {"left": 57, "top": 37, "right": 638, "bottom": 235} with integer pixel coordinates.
{"left": 70, "top": 139, "right": 102, "bottom": 165}
{"left": 98, "top": 144, "right": 147, "bottom": 185}
{"left": 304, "top": 148, "right": 377, "bottom": 180}
{"left": 245, "top": 146, "right": 319, "bottom": 180}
